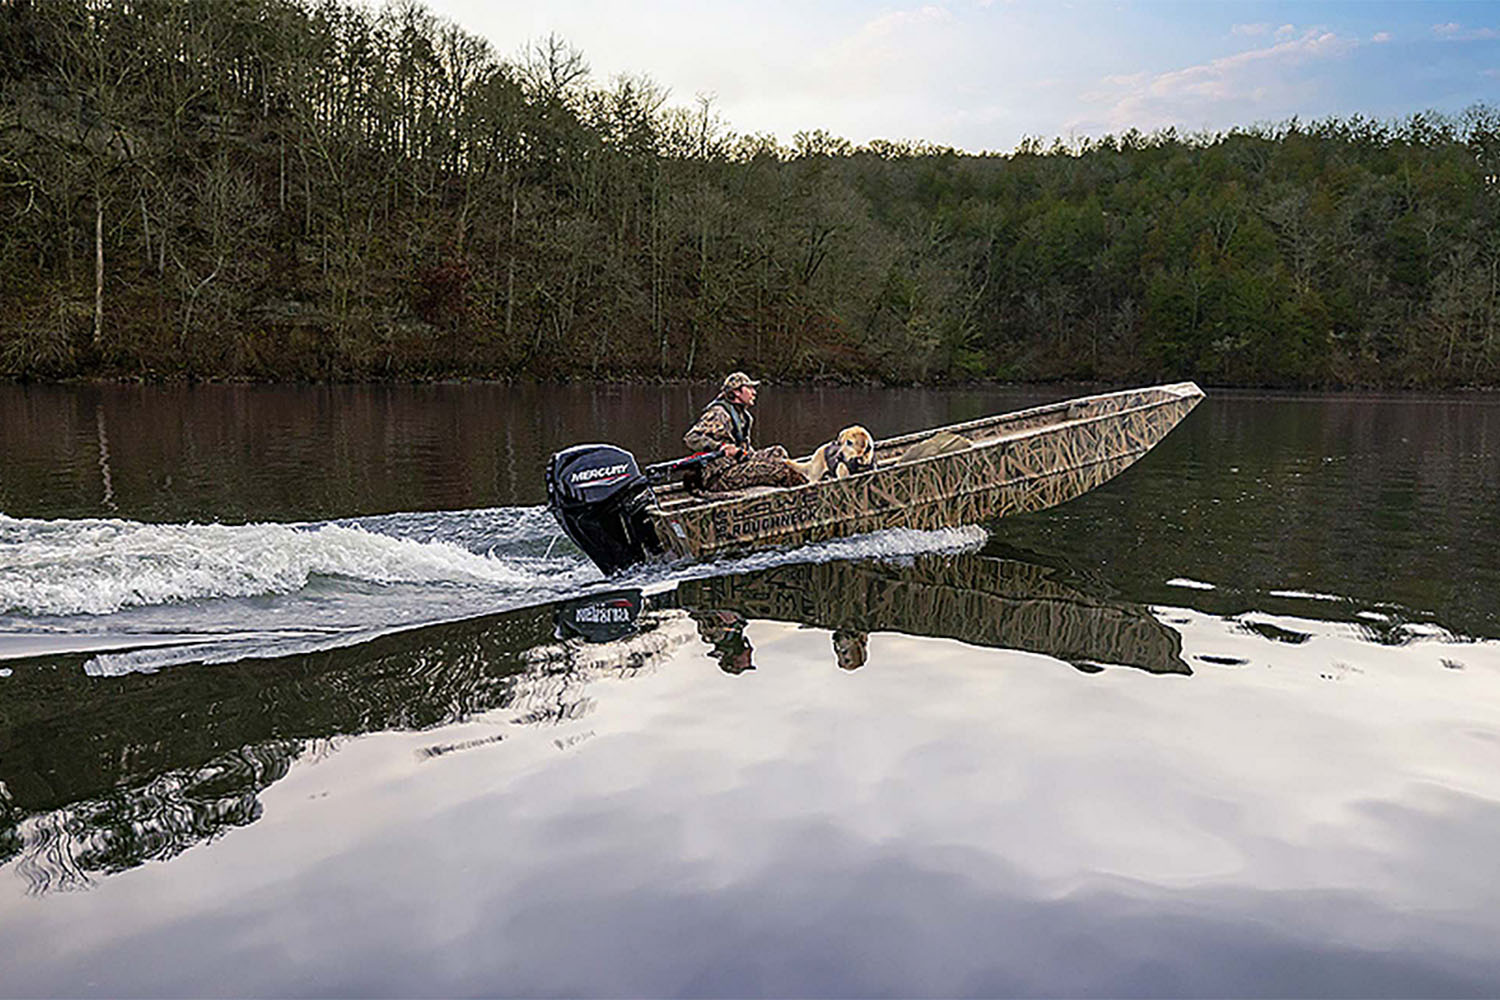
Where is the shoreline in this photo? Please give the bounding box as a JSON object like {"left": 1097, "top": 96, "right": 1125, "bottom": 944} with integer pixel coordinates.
{"left": 3, "top": 373, "right": 1497, "bottom": 396}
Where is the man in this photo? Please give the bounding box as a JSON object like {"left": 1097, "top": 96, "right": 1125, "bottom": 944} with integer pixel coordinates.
{"left": 683, "top": 371, "right": 806, "bottom": 491}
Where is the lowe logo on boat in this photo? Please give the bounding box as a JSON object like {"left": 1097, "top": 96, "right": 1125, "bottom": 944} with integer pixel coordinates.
{"left": 570, "top": 463, "right": 630, "bottom": 486}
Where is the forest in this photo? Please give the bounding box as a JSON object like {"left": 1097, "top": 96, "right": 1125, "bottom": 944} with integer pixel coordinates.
{"left": 2, "top": 0, "right": 1498, "bottom": 387}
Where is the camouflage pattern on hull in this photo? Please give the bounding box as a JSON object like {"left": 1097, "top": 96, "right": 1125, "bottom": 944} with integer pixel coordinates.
{"left": 677, "top": 552, "right": 1189, "bottom": 676}
{"left": 650, "top": 381, "right": 1204, "bottom": 561}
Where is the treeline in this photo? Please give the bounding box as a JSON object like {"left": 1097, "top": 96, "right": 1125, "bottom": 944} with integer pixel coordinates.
{"left": 2, "top": 0, "right": 1498, "bottom": 387}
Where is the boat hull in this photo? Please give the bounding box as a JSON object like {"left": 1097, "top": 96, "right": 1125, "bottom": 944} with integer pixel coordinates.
{"left": 649, "top": 381, "right": 1203, "bottom": 561}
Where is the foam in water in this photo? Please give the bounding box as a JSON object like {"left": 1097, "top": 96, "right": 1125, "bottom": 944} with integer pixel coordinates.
{"left": 82, "top": 627, "right": 396, "bottom": 677}
{"left": 1267, "top": 588, "right": 1346, "bottom": 602}
{"left": 1, "top": 506, "right": 987, "bottom": 673}
{"left": 693, "top": 525, "right": 987, "bottom": 577}
{"left": 0, "top": 511, "right": 573, "bottom": 618}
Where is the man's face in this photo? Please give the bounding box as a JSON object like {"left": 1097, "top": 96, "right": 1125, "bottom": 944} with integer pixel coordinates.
{"left": 736, "top": 385, "right": 758, "bottom": 407}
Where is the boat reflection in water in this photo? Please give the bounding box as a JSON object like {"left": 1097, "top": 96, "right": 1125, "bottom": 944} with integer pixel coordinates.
{"left": 669, "top": 553, "right": 1190, "bottom": 677}
{"left": 1, "top": 550, "right": 1182, "bottom": 895}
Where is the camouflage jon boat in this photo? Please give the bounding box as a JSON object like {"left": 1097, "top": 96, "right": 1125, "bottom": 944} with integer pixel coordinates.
{"left": 546, "top": 381, "right": 1204, "bottom": 574}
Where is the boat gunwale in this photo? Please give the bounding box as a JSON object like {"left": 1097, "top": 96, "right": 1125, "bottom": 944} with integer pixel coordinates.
{"left": 870, "top": 379, "right": 1201, "bottom": 454}
{"left": 652, "top": 381, "right": 1202, "bottom": 517}
{"left": 666, "top": 442, "right": 1157, "bottom": 560}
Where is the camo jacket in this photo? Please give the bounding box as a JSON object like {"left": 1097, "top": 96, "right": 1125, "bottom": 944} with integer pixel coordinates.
{"left": 683, "top": 398, "right": 753, "bottom": 456}
{"left": 683, "top": 397, "right": 803, "bottom": 490}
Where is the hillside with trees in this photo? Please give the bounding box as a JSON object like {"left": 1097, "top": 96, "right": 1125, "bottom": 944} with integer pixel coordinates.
{"left": 2, "top": 0, "right": 1497, "bottom": 387}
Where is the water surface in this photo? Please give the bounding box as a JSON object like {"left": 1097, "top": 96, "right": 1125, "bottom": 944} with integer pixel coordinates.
{"left": 0, "top": 383, "right": 1496, "bottom": 997}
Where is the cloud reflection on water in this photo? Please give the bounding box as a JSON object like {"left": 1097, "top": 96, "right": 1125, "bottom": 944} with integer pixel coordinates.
{"left": 1, "top": 544, "right": 1498, "bottom": 995}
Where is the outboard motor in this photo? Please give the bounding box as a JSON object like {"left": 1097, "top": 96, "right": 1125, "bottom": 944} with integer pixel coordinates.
{"left": 545, "top": 444, "right": 662, "bottom": 575}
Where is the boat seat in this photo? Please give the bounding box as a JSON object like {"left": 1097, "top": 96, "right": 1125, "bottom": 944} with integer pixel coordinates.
{"left": 898, "top": 431, "right": 972, "bottom": 463}
{"left": 661, "top": 483, "right": 784, "bottom": 506}
{"left": 702, "top": 485, "right": 784, "bottom": 500}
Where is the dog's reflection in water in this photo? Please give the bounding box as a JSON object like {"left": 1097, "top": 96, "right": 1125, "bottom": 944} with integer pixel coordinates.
{"left": 691, "top": 609, "right": 869, "bottom": 673}
{"left": 832, "top": 630, "right": 868, "bottom": 670}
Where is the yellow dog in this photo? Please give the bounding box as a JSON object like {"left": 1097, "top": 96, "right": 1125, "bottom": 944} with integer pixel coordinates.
{"left": 788, "top": 425, "right": 876, "bottom": 483}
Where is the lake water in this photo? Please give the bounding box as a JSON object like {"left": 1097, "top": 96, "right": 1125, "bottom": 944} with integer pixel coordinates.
{"left": 1, "top": 383, "right": 1497, "bottom": 997}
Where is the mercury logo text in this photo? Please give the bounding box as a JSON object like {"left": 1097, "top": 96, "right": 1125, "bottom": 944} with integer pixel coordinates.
{"left": 570, "top": 464, "right": 629, "bottom": 485}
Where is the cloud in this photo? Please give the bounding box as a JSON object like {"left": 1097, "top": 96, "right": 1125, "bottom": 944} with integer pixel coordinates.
{"left": 825, "top": 6, "right": 955, "bottom": 68}
{"left": 844, "top": 3, "right": 954, "bottom": 45}
{"left": 417, "top": 0, "right": 1500, "bottom": 155}
{"left": 1070, "top": 29, "right": 1357, "bottom": 134}
{"left": 1372, "top": 32, "right": 1391, "bottom": 44}
{"left": 819, "top": 6, "right": 962, "bottom": 97}
{"left": 1432, "top": 22, "right": 1499, "bottom": 40}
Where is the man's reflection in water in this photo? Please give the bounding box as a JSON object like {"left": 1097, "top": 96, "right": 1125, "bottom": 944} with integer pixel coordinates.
{"left": 693, "top": 610, "right": 870, "bottom": 673}
{"left": 832, "top": 629, "right": 868, "bottom": 670}
{"left": 692, "top": 610, "right": 755, "bottom": 674}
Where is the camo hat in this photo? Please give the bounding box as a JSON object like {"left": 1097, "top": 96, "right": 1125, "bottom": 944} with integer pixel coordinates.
{"left": 721, "top": 371, "right": 761, "bottom": 393}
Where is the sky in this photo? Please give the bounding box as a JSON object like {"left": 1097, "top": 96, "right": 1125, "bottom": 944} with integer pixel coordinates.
{"left": 423, "top": 0, "right": 1500, "bottom": 152}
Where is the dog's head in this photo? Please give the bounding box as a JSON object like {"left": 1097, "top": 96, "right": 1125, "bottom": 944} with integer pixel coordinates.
{"left": 836, "top": 425, "right": 876, "bottom": 471}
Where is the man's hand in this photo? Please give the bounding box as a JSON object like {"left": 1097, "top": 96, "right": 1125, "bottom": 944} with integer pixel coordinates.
{"left": 722, "top": 443, "right": 743, "bottom": 459}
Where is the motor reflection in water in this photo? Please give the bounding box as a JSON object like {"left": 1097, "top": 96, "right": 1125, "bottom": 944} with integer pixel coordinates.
{"left": 0, "top": 550, "right": 1183, "bottom": 895}
{"left": 554, "top": 590, "right": 645, "bottom": 644}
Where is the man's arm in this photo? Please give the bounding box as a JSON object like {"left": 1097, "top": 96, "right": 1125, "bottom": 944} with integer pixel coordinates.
{"left": 684, "top": 405, "right": 736, "bottom": 454}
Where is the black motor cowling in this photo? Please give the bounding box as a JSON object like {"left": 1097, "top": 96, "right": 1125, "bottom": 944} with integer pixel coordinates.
{"left": 545, "top": 444, "right": 662, "bottom": 575}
